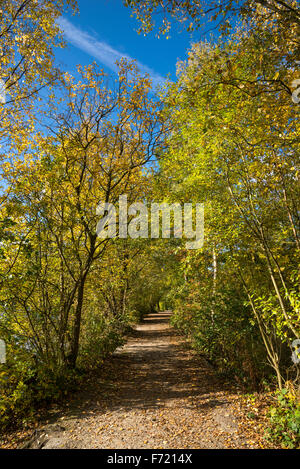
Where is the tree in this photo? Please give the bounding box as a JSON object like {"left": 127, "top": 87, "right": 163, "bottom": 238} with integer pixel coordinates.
{"left": 159, "top": 24, "right": 299, "bottom": 387}
{"left": 124, "top": 0, "right": 300, "bottom": 35}
{"left": 0, "top": 0, "right": 78, "bottom": 293}
{"left": 0, "top": 0, "right": 77, "bottom": 148}
{"left": 1, "top": 60, "right": 165, "bottom": 370}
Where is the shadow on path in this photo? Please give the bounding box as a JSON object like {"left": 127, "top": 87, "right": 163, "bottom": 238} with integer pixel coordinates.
{"left": 65, "top": 312, "right": 226, "bottom": 416}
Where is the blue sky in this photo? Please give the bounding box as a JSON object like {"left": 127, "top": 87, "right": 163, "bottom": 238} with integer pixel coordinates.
{"left": 55, "top": 0, "right": 211, "bottom": 88}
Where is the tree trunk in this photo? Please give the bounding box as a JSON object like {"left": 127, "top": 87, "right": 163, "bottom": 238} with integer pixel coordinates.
{"left": 67, "top": 275, "right": 87, "bottom": 368}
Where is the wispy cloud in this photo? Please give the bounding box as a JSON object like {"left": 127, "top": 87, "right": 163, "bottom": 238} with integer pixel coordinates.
{"left": 57, "top": 17, "right": 164, "bottom": 88}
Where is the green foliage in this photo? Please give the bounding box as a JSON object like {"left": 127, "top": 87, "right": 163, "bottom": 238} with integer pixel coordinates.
{"left": 170, "top": 277, "right": 270, "bottom": 387}
{"left": 266, "top": 389, "right": 300, "bottom": 449}
{"left": 0, "top": 358, "right": 80, "bottom": 429}
{"left": 158, "top": 12, "right": 300, "bottom": 392}
{"left": 0, "top": 308, "right": 133, "bottom": 430}
{"left": 125, "top": 0, "right": 300, "bottom": 41}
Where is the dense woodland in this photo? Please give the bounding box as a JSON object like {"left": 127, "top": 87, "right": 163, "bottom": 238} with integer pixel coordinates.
{"left": 0, "top": 0, "right": 299, "bottom": 448}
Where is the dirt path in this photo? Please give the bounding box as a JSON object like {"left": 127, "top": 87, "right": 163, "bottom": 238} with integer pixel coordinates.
{"left": 23, "top": 312, "right": 255, "bottom": 449}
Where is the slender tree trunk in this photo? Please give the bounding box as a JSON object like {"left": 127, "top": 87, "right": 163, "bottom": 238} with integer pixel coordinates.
{"left": 239, "top": 270, "right": 283, "bottom": 389}
{"left": 68, "top": 274, "right": 87, "bottom": 368}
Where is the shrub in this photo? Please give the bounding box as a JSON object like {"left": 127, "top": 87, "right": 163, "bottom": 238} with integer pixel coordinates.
{"left": 266, "top": 388, "right": 300, "bottom": 449}
{"left": 170, "top": 285, "right": 269, "bottom": 388}
{"left": 77, "top": 313, "right": 127, "bottom": 369}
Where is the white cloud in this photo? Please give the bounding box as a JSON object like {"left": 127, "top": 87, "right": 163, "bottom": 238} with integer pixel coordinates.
{"left": 57, "top": 17, "right": 164, "bottom": 88}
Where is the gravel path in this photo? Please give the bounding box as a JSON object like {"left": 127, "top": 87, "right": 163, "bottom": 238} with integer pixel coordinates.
{"left": 24, "top": 312, "right": 253, "bottom": 449}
